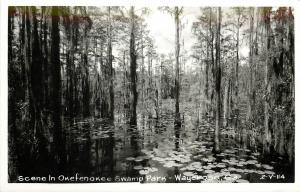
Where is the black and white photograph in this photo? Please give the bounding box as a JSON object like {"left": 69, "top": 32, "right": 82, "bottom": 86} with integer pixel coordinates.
{"left": 2, "top": 2, "right": 299, "bottom": 190}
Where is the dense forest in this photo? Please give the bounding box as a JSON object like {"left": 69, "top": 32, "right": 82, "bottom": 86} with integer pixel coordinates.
{"left": 8, "top": 6, "right": 294, "bottom": 183}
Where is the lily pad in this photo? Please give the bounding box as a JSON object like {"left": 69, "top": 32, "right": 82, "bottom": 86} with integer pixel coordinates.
{"left": 126, "top": 157, "right": 135, "bottom": 161}
{"left": 236, "top": 179, "right": 249, "bottom": 183}
{"left": 134, "top": 157, "right": 144, "bottom": 162}
{"left": 256, "top": 170, "right": 265, "bottom": 175}
{"left": 183, "top": 171, "right": 195, "bottom": 177}
{"left": 231, "top": 173, "right": 242, "bottom": 179}
{"left": 224, "top": 149, "right": 236, "bottom": 154}
{"left": 246, "top": 160, "right": 257, "bottom": 165}
{"left": 264, "top": 170, "right": 275, "bottom": 175}
{"left": 255, "top": 164, "right": 262, "bottom": 168}
{"left": 196, "top": 168, "right": 203, "bottom": 172}
{"left": 228, "top": 167, "right": 236, "bottom": 171}
{"left": 204, "top": 169, "right": 215, "bottom": 174}
{"left": 216, "top": 163, "right": 226, "bottom": 168}
{"left": 133, "top": 165, "right": 143, "bottom": 170}
{"left": 148, "top": 167, "right": 158, "bottom": 172}
{"left": 180, "top": 167, "right": 187, "bottom": 171}
{"left": 262, "top": 164, "right": 273, "bottom": 170}
{"left": 222, "top": 159, "right": 229, "bottom": 163}
{"left": 139, "top": 170, "right": 149, "bottom": 175}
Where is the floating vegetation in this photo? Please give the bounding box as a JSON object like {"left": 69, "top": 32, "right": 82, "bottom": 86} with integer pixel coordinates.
{"left": 202, "top": 165, "right": 212, "bottom": 170}
{"left": 180, "top": 167, "right": 187, "bottom": 171}
{"left": 183, "top": 171, "right": 195, "bottom": 177}
{"left": 134, "top": 157, "right": 144, "bottom": 162}
{"left": 216, "top": 163, "right": 226, "bottom": 168}
{"left": 152, "top": 157, "right": 164, "bottom": 162}
{"left": 246, "top": 160, "right": 258, "bottom": 164}
{"left": 184, "top": 162, "right": 203, "bottom": 171}
{"left": 235, "top": 168, "right": 245, "bottom": 173}
{"left": 144, "top": 167, "right": 158, "bottom": 173}
{"left": 228, "top": 167, "right": 236, "bottom": 172}
{"left": 230, "top": 173, "right": 242, "bottom": 179}
{"left": 224, "top": 149, "right": 236, "bottom": 154}
{"left": 202, "top": 156, "right": 216, "bottom": 163}
{"left": 236, "top": 179, "right": 250, "bottom": 183}
{"left": 222, "top": 159, "right": 229, "bottom": 163}
{"left": 256, "top": 170, "right": 265, "bottom": 175}
{"left": 262, "top": 164, "right": 273, "bottom": 170}
{"left": 133, "top": 165, "right": 143, "bottom": 170}
{"left": 255, "top": 164, "right": 262, "bottom": 168}
{"left": 216, "top": 153, "right": 226, "bottom": 157}
{"left": 264, "top": 170, "right": 275, "bottom": 175}
{"left": 139, "top": 169, "right": 150, "bottom": 175}
{"left": 227, "top": 161, "right": 238, "bottom": 166}
{"left": 81, "top": 110, "right": 292, "bottom": 183}
{"left": 252, "top": 152, "right": 260, "bottom": 156}
{"left": 204, "top": 169, "right": 215, "bottom": 174}
{"left": 126, "top": 157, "right": 135, "bottom": 161}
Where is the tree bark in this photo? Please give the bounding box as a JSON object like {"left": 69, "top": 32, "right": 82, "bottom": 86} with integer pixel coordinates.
{"left": 107, "top": 6, "right": 114, "bottom": 119}
{"left": 50, "top": 6, "right": 66, "bottom": 171}
{"left": 174, "top": 7, "right": 180, "bottom": 124}
{"left": 263, "top": 7, "right": 272, "bottom": 154}
{"left": 213, "top": 7, "right": 222, "bottom": 153}
{"left": 129, "top": 7, "right": 138, "bottom": 126}
{"left": 247, "top": 8, "right": 255, "bottom": 122}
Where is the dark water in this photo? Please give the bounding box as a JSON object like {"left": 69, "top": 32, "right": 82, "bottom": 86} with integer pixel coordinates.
{"left": 13, "top": 100, "right": 294, "bottom": 183}
{"left": 55, "top": 101, "right": 294, "bottom": 183}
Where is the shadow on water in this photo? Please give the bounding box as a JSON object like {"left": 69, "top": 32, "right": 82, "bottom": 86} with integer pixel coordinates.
{"left": 174, "top": 112, "right": 182, "bottom": 183}
{"left": 174, "top": 113, "right": 181, "bottom": 150}
{"left": 94, "top": 120, "right": 115, "bottom": 178}
{"left": 14, "top": 103, "right": 294, "bottom": 183}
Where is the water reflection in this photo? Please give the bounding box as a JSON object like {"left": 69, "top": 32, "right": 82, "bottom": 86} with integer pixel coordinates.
{"left": 174, "top": 113, "right": 181, "bottom": 150}
{"left": 18, "top": 108, "right": 294, "bottom": 183}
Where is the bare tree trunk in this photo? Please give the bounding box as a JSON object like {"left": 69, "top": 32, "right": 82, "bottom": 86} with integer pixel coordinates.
{"left": 205, "top": 27, "right": 209, "bottom": 115}
{"left": 209, "top": 8, "right": 215, "bottom": 118}
{"left": 140, "top": 21, "right": 145, "bottom": 107}
{"left": 129, "top": 7, "right": 137, "bottom": 126}
{"left": 213, "top": 7, "right": 222, "bottom": 153}
{"left": 174, "top": 7, "right": 180, "bottom": 124}
{"left": 247, "top": 8, "right": 255, "bottom": 122}
{"left": 234, "top": 14, "right": 240, "bottom": 129}
{"left": 66, "top": 8, "right": 75, "bottom": 119}
{"left": 263, "top": 7, "right": 272, "bottom": 154}
{"left": 107, "top": 6, "right": 114, "bottom": 119}
{"left": 82, "top": 26, "right": 90, "bottom": 117}
{"left": 223, "top": 79, "right": 228, "bottom": 127}
{"left": 50, "top": 6, "right": 66, "bottom": 172}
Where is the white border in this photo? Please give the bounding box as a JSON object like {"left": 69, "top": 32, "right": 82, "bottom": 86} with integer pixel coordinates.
{"left": 1, "top": 0, "right": 299, "bottom": 192}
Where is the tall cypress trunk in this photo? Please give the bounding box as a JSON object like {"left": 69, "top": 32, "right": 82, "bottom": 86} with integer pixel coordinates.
{"left": 234, "top": 13, "right": 240, "bottom": 129}
{"left": 129, "top": 7, "right": 137, "bottom": 126}
{"left": 223, "top": 79, "right": 229, "bottom": 127}
{"left": 8, "top": 7, "right": 15, "bottom": 131}
{"left": 174, "top": 7, "right": 180, "bottom": 123}
{"left": 50, "top": 6, "right": 66, "bottom": 171}
{"left": 66, "top": 8, "right": 75, "bottom": 119}
{"left": 82, "top": 24, "right": 90, "bottom": 118}
{"left": 205, "top": 27, "right": 209, "bottom": 114}
{"left": 141, "top": 22, "right": 145, "bottom": 107}
{"left": 20, "top": 7, "right": 26, "bottom": 101}
{"left": 107, "top": 6, "right": 114, "bottom": 119}
{"left": 263, "top": 7, "right": 272, "bottom": 154}
{"left": 213, "top": 7, "right": 221, "bottom": 153}
{"left": 42, "top": 7, "right": 50, "bottom": 111}
{"left": 31, "top": 6, "right": 48, "bottom": 156}
{"left": 247, "top": 8, "right": 255, "bottom": 122}
{"left": 209, "top": 8, "right": 215, "bottom": 117}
